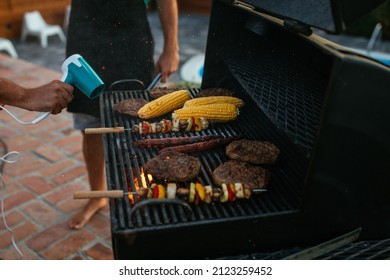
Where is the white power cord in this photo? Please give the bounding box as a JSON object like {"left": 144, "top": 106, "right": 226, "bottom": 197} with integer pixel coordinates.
{"left": 0, "top": 105, "right": 50, "bottom": 125}
{"left": 0, "top": 151, "right": 23, "bottom": 258}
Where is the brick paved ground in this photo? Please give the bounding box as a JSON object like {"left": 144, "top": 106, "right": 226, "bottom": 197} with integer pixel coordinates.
{"left": 0, "top": 54, "right": 113, "bottom": 260}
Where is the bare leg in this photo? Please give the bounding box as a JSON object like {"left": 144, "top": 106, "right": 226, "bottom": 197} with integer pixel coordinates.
{"left": 68, "top": 132, "right": 107, "bottom": 229}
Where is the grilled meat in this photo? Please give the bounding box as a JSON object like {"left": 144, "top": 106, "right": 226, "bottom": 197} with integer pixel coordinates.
{"left": 113, "top": 98, "right": 148, "bottom": 117}
{"left": 135, "top": 135, "right": 221, "bottom": 148}
{"left": 159, "top": 136, "right": 238, "bottom": 155}
{"left": 149, "top": 86, "right": 180, "bottom": 99}
{"left": 226, "top": 139, "right": 280, "bottom": 165}
{"left": 213, "top": 160, "right": 270, "bottom": 189}
{"left": 144, "top": 151, "right": 201, "bottom": 182}
{"left": 196, "top": 87, "right": 233, "bottom": 97}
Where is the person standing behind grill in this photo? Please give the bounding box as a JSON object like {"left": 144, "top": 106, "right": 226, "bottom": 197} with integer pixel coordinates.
{"left": 66, "top": 0, "right": 179, "bottom": 229}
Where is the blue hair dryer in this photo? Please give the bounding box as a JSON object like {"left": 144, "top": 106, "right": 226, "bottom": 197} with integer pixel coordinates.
{"left": 1, "top": 54, "right": 105, "bottom": 125}
{"left": 60, "top": 54, "right": 105, "bottom": 99}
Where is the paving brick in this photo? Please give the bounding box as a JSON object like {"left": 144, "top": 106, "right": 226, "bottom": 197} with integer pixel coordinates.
{"left": 38, "top": 158, "right": 77, "bottom": 177}
{"left": 53, "top": 135, "right": 83, "bottom": 149}
{"left": 34, "top": 144, "right": 64, "bottom": 162}
{"left": 40, "top": 230, "right": 95, "bottom": 259}
{"left": 0, "top": 125, "right": 20, "bottom": 139}
{"left": 6, "top": 135, "right": 43, "bottom": 153}
{"left": 0, "top": 229, "right": 13, "bottom": 248}
{"left": 5, "top": 156, "right": 48, "bottom": 177}
{"left": 25, "top": 221, "right": 70, "bottom": 251}
{"left": 85, "top": 242, "right": 113, "bottom": 260}
{"left": 0, "top": 244, "right": 39, "bottom": 260}
{"left": 0, "top": 210, "right": 25, "bottom": 228}
{"left": 19, "top": 175, "right": 55, "bottom": 194}
{"left": 13, "top": 220, "right": 38, "bottom": 242}
{"left": 33, "top": 130, "right": 59, "bottom": 142}
{"left": 85, "top": 210, "right": 111, "bottom": 239}
{"left": 45, "top": 118, "right": 73, "bottom": 132}
{"left": 73, "top": 151, "right": 84, "bottom": 162}
{"left": 0, "top": 220, "right": 38, "bottom": 248}
{"left": 2, "top": 151, "right": 36, "bottom": 172}
{"left": 56, "top": 197, "right": 87, "bottom": 213}
{"left": 61, "top": 127, "right": 75, "bottom": 136}
{"left": 21, "top": 200, "right": 63, "bottom": 227}
{"left": 2, "top": 180, "right": 23, "bottom": 198}
{"left": 44, "top": 182, "right": 85, "bottom": 205}
{"left": 51, "top": 165, "right": 86, "bottom": 185}
{"left": 3, "top": 190, "right": 36, "bottom": 212}
{"left": 10, "top": 137, "right": 42, "bottom": 153}
{"left": 63, "top": 142, "right": 83, "bottom": 156}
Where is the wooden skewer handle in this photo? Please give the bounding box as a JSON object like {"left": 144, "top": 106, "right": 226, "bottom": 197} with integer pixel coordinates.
{"left": 73, "top": 190, "right": 125, "bottom": 199}
{"left": 84, "top": 127, "right": 125, "bottom": 134}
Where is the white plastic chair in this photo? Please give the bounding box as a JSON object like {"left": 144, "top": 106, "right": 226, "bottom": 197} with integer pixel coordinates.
{"left": 0, "top": 38, "right": 18, "bottom": 58}
{"left": 20, "top": 10, "right": 66, "bottom": 48}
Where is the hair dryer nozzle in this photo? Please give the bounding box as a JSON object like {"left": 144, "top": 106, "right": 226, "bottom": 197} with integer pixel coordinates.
{"left": 61, "top": 54, "right": 105, "bottom": 99}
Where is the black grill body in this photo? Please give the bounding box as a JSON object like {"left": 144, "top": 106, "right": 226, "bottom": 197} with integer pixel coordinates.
{"left": 102, "top": 0, "right": 390, "bottom": 259}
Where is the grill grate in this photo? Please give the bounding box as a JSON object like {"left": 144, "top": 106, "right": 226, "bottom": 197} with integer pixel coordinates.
{"left": 101, "top": 88, "right": 307, "bottom": 232}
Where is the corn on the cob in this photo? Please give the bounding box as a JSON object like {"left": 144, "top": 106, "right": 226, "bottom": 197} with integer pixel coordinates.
{"left": 138, "top": 90, "right": 190, "bottom": 119}
{"left": 172, "top": 103, "right": 238, "bottom": 122}
{"left": 184, "top": 96, "right": 245, "bottom": 108}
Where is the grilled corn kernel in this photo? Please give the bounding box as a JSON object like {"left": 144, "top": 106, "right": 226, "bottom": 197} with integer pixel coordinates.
{"left": 184, "top": 96, "right": 244, "bottom": 108}
{"left": 138, "top": 90, "right": 190, "bottom": 119}
{"left": 173, "top": 103, "right": 238, "bottom": 122}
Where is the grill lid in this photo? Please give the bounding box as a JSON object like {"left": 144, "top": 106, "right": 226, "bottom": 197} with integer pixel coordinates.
{"left": 232, "top": 0, "right": 385, "bottom": 34}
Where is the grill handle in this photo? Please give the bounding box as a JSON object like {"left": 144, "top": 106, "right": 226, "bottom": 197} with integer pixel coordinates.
{"left": 84, "top": 127, "right": 125, "bottom": 134}
{"left": 108, "top": 79, "right": 145, "bottom": 93}
{"left": 73, "top": 192, "right": 193, "bottom": 218}
{"left": 130, "top": 199, "right": 192, "bottom": 220}
{"left": 73, "top": 190, "right": 125, "bottom": 199}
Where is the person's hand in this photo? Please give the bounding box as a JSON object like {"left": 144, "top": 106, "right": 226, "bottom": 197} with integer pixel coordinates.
{"left": 155, "top": 49, "right": 180, "bottom": 83}
{"left": 23, "top": 80, "right": 74, "bottom": 114}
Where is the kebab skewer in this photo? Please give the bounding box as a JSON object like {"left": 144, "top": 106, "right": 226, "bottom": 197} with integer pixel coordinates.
{"left": 73, "top": 182, "right": 267, "bottom": 204}
{"left": 84, "top": 117, "right": 209, "bottom": 135}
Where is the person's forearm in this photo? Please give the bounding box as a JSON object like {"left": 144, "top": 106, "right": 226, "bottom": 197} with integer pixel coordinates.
{"left": 0, "top": 77, "right": 26, "bottom": 108}
{"left": 0, "top": 78, "right": 73, "bottom": 113}
{"left": 157, "top": 0, "right": 179, "bottom": 54}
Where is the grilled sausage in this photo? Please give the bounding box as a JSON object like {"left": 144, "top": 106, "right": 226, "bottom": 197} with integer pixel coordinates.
{"left": 134, "top": 135, "right": 221, "bottom": 148}
{"left": 158, "top": 136, "right": 239, "bottom": 154}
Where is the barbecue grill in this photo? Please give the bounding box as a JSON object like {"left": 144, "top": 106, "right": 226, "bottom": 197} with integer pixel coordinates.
{"left": 100, "top": 0, "right": 390, "bottom": 259}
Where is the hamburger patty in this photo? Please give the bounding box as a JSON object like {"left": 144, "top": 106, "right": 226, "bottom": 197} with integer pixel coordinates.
{"left": 113, "top": 98, "right": 148, "bottom": 117}
{"left": 226, "top": 139, "right": 280, "bottom": 165}
{"left": 149, "top": 86, "right": 179, "bottom": 99}
{"left": 196, "top": 87, "right": 233, "bottom": 97}
{"left": 144, "top": 151, "right": 201, "bottom": 182}
{"left": 213, "top": 160, "right": 270, "bottom": 189}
